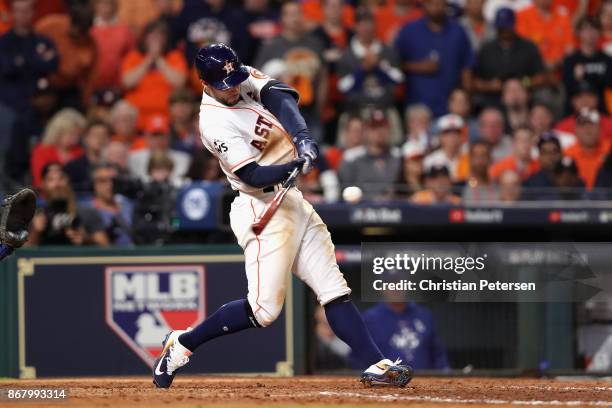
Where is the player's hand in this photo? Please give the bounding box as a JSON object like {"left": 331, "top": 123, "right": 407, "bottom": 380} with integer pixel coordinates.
{"left": 284, "top": 158, "right": 306, "bottom": 186}
{"left": 287, "top": 157, "right": 306, "bottom": 174}
{"left": 295, "top": 138, "right": 319, "bottom": 175}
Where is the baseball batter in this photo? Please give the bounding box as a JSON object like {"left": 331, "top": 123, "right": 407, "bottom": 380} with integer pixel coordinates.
{"left": 152, "top": 43, "right": 413, "bottom": 388}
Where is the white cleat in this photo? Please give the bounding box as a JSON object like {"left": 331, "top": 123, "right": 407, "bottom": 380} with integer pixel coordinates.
{"left": 360, "top": 358, "right": 414, "bottom": 387}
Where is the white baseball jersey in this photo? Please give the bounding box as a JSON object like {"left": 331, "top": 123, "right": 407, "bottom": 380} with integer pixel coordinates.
{"left": 198, "top": 65, "right": 350, "bottom": 328}
{"left": 199, "top": 66, "right": 297, "bottom": 194}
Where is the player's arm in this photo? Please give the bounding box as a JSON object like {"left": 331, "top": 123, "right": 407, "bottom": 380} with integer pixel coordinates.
{"left": 206, "top": 122, "right": 305, "bottom": 189}
{"left": 259, "top": 82, "right": 318, "bottom": 173}
{"left": 235, "top": 159, "right": 305, "bottom": 188}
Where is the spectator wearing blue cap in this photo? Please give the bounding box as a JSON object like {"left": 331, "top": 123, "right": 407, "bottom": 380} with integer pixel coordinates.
{"left": 471, "top": 7, "right": 546, "bottom": 107}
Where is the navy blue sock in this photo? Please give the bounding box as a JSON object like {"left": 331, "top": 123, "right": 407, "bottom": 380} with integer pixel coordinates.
{"left": 324, "top": 297, "right": 384, "bottom": 368}
{"left": 178, "top": 299, "right": 258, "bottom": 352}
{"left": 0, "top": 244, "right": 14, "bottom": 261}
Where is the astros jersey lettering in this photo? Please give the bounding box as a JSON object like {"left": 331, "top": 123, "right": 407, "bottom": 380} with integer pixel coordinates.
{"left": 199, "top": 66, "right": 297, "bottom": 194}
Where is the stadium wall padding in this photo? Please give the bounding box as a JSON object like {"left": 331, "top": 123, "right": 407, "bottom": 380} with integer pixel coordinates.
{"left": 0, "top": 245, "right": 307, "bottom": 378}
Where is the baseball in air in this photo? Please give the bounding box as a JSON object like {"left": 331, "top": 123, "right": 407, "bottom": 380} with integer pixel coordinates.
{"left": 342, "top": 186, "right": 363, "bottom": 203}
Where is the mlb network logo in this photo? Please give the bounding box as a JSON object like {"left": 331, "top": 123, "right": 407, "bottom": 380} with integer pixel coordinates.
{"left": 105, "top": 266, "right": 206, "bottom": 366}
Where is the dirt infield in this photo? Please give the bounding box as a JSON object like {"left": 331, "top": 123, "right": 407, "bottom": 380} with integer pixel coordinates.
{"left": 1, "top": 376, "right": 611, "bottom": 408}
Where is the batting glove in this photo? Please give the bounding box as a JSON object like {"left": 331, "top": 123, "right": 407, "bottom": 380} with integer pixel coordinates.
{"left": 295, "top": 138, "right": 319, "bottom": 175}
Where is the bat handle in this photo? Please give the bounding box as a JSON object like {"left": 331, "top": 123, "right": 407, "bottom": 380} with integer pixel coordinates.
{"left": 282, "top": 167, "right": 300, "bottom": 189}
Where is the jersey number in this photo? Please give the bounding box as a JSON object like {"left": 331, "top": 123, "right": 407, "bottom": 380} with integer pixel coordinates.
{"left": 251, "top": 115, "right": 274, "bottom": 151}
{"left": 214, "top": 139, "right": 228, "bottom": 154}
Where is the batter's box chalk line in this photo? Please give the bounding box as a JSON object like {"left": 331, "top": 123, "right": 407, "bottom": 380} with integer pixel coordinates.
{"left": 268, "top": 391, "right": 612, "bottom": 406}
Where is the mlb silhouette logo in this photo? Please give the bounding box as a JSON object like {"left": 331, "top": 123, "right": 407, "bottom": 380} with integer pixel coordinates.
{"left": 105, "top": 265, "right": 206, "bottom": 366}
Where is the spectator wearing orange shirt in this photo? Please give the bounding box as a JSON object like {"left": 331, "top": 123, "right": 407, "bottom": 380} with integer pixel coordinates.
{"left": 552, "top": 0, "right": 602, "bottom": 25}
{"left": 120, "top": 20, "right": 187, "bottom": 130}
{"left": 30, "top": 109, "right": 86, "bottom": 187}
{"left": 91, "top": 0, "right": 135, "bottom": 90}
{"left": 564, "top": 108, "right": 611, "bottom": 189}
{"left": 0, "top": 0, "right": 11, "bottom": 35}
{"left": 516, "top": 0, "right": 574, "bottom": 70}
{"left": 374, "top": 0, "right": 422, "bottom": 44}
{"left": 117, "top": 0, "right": 182, "bottom": 35}
{"left": 490, "top": 126, "right": 539, "bottom": 181}
{"left": 35, "top": 3, "right": 97, "bottom": 110}
{"left": 301, "top": 0, "right": 354, "bottom": 31}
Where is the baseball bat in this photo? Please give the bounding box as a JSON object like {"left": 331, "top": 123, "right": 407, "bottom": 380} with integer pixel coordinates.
{"left": 251, "top": 166, "right": 301, "bottom": 236}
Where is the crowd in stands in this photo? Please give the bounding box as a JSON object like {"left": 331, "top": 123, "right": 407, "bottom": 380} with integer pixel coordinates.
{"left": 0, "top": 0, "right": 611, "bottom": 245}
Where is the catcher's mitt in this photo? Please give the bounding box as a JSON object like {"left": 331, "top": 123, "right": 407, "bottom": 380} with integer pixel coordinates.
{"left": 0, "top": 188, "right": 37, "bottom": 248}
